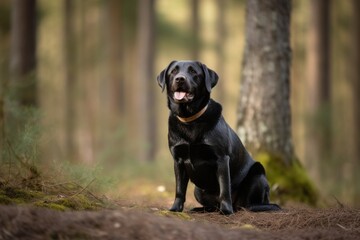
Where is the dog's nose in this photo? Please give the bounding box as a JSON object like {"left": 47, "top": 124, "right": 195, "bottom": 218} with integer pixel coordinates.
{"left": 175, "top": 76, "right": 186, "bottom": 83}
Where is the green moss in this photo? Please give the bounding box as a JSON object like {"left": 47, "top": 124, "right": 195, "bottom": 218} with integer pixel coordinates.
{"left": 256, "top": 152, "right": 318, "bottom": 205}
{"left": 34, "top": 194, "right": 102, "bottom": 211}
{"left": 0, "top": 187, "right": 46, "bottom": 204}
{"left": 0, "top": 184, "right": 103, "bottom": 211}
{"left": 57, "top": 194, "right": 102, "bottom": 210}
{"left": 4, "top": 187, "right": 35, "bottom": 200}
{"left": 0, "top": 194, "right": 14, "bottom": 205}
{"left": 34, "top": 201, "right": 69, "bottom": 211}
{"left": 157, "top": 210, "right": 193, "bottom": 221}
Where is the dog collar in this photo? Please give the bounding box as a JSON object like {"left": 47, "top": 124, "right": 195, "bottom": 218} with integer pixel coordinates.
{"left": 176, "top": 104, "right": 208, "bottom": 123}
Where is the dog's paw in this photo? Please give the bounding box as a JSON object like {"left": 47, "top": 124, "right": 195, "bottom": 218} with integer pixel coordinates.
{"left": 169, "top": 198, "right": 184, "bottom": 212}
{"left": 190, "top": 206, "right": 217, "bottom": 213}
{"left": 220, "top": 200, "right": 234, "bottom": 215}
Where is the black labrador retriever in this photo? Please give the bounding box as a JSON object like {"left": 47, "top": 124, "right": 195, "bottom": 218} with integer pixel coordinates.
{"left": 157, "top": 60, "right": 280, "bottom": 215}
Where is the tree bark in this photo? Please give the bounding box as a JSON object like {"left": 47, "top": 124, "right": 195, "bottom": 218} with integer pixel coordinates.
{"left": 136, "top": 0, "right": 156, "bottom": 161}
{"left": 0, "top": 2, "right": 9, "bottom": 159}
{"left": 305, "top": 0, "right": 331, "bottom": 185}
{"left": 191, "top": 0, "right": 200, "bottom": 60}
{"left": 237, "top": 0, "right": 317, "bottom": 204}
{"left": 63, "top": 0, "right": 77, "bottom": 162}
{"left": 105, "top": 0, "right": 124, "bottom": 117}
{"left": 352, "top": 0, "right": 360, "bottom": 204}
{"left": 215, "top": 0, "right": 226, "bottom": 103}
{"left": 237, "top": 0, "right": 293, "bottom": 164}
{"left": 10, "top": 0, "right": 37, "bottom": 106}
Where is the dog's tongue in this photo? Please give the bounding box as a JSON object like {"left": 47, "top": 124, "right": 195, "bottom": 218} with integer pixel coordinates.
{"left": 174, "top": 92, "right": 186, "bottom": 100}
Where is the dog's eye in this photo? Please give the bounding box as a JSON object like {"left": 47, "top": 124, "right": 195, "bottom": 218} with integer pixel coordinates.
{"left": 189, "top": 69, "right": 197, "bottom": 74}
{"left": 171, "top": 68, "right": 178, "bottom": 74}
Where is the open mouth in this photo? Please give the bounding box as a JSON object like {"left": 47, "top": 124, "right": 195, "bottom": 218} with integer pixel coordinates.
{"left": 173, "top": 91, "right": 194, "bottom": 102}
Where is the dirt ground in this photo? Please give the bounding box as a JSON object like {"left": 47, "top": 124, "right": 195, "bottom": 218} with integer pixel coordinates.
{"left": 1, "top": 204, "right": 359, "bottom": 240}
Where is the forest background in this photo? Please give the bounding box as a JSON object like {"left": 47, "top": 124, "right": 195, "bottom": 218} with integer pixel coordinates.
{"left": 0, "top": 0, "right": 359, "bottom": 208}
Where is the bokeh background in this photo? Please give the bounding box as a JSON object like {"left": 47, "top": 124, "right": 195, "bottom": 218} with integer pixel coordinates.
{"left": 0, "top": 0, "right": 359, "bottom": 207}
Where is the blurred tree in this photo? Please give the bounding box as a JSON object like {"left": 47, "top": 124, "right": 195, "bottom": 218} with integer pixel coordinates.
{"left": 237, "top": 0, "right": 317, "bottom": 204}
{"left": 63, "top": 0, "right": 77, "bottom": 162}
{"left": 104, "top": 0, "right": 124, "bottom": 117}
{"left": 0, "top": 57, "right": 3, "bottom": 160}
{"left": 191, "top": 0, "right": 200, "bottom": 60}
{"left": 0, "top": 1, "right": 11, "bottom": 159}
{"left": 10, "top": 0, "right": 37, "bottom": 106}
{"left": 352, "top": 0, "right": 360, "bottom": 204}
{"left": 136, "top": 0, "right": 156, "bottom": 161}
{"left": 215, "top": 0, "right": 226, "bottom": 103}
{"left": 305, "top": 0, "right": 331, "bottom": 187}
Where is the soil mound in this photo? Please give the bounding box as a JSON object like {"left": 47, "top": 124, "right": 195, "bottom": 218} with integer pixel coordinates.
{"left": 1, "top": 205, "right": 359, "bottom": 239}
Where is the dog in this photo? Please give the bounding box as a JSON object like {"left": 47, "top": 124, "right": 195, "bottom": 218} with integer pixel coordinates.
{"left": 157, "top": 60, "right": 280, "bottom": 215}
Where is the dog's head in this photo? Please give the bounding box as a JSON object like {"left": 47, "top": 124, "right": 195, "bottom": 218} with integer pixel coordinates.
{"left": 157, "top": 60, "right": 218, "bottom": 104}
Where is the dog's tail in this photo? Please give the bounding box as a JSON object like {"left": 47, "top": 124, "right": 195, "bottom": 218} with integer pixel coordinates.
{"left": 247, "top": 204, "right": 281, "bottom": 212}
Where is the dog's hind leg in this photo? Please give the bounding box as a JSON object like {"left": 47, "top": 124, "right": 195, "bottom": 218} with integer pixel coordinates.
{"left": 245, "top": 174, "right": 280, "bottom": 211}
{"left": 235, "top": 162, "right": 281, "bottom": 212}
{"left": 191, "top": 187, "right": 219, "bottom": 212}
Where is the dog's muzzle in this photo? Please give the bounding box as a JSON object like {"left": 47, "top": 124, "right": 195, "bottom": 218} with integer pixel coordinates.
{"left": 172, "top": 75, "right": 194, "bottom": 102}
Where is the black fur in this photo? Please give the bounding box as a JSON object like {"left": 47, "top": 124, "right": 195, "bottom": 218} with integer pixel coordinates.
{"left": 157, "top": 60, "right": 280, "bottom": 215}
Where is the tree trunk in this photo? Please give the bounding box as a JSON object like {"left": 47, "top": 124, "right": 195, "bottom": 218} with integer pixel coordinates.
{"left": 0, "top": 0, "right": 11, "bottom": 157}
{"left": 0, "top": 2, "right": 9, "bottom": 159}
{"left": 238, "top": 0, "right": 294, "bottom": 164}
{"left": 215, "top": 0, "right": 226, "bottom": 103}
{"left": 191, "top": 0, "right": 200, "bottom": 60}
{"left": 352, "top": 0, "right": 360, "bottom": 204}
{"left": 305, "top": 0, "right": 331, "bottom": 188}
{"left": 63, "top": 0, "right": 77, "bottom": 162}
{"left": 237, "top": 0, "right": 317, "bottom": 205}
{"left": 105, "top": 0, "right": 124, "bottom": 117}
{"left": 10, "top": 0, "right": 37, "bottom": 106}
{"left": 0, "top": 67, "right": 4, "bottom": 161}
{"left": 135, "top": 0, "right": 156, "bottom": 161}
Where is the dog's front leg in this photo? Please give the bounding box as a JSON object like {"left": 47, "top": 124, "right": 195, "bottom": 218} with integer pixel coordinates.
{"left": 217, "top": 155, "right": 234, "bottom": 215}
{"left": 170, "top": 159, "right": 189, "bottom": 212}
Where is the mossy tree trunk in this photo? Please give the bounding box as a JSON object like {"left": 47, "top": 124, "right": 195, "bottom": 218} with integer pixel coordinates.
{"left": 237, "top": 0, "right": 318, "bottom": 205}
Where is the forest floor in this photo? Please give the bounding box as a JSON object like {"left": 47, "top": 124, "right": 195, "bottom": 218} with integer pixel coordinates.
{"left": 0, "top": 181, "right": 360, "bottom": 240}
{"left": 1, "top": 203, "right": 360, "bottom": 239}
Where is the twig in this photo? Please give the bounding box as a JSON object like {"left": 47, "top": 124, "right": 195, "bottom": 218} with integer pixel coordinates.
{"left": 332, "top": 195, "right": 345, "bottom": 208}
{"left": 6, "top": 140, "right": 40, "bottom": 178}
{"left": 69, "top": 178, "right": 96, "bottom": 198}
{"left": 41, "top": 181, "right": 74, "bottom": 188}
{"left": 70, "top": 180, "right": 104, "bottom": 203}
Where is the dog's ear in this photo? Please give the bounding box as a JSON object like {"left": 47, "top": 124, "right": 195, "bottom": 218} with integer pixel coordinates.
{"left": 201, "top": 63, "right": 219, "bottom": 93}
{"left": 157, "top": 60, "right": 177, "bottom": 92}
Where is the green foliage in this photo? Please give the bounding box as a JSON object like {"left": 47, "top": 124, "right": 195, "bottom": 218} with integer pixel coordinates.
{"left": 256, "top": 152, "right": 319, "bottom": 206}
{"left": 0, "top": 103, "right": 111, "bottom": 211}
{"left": 0, "top": 103, "right": 43, "bottom": 192}
{"left": 2, "top": 105, "right": 42, "bottom": 166}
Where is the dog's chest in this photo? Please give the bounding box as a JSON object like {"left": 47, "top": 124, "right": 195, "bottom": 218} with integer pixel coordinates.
{"left": 172, "top": 143, "right": 217, "bottom": 162}
{"left": 173, "top": 144, "right": 217, "bottom": 178}
{"left": 172, "top": 143, "right": 219, "bottom": 186}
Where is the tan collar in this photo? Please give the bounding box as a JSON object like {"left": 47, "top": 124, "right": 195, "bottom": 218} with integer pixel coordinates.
{"left": 176, "top": 104, "right": 208, "bottom": 123}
